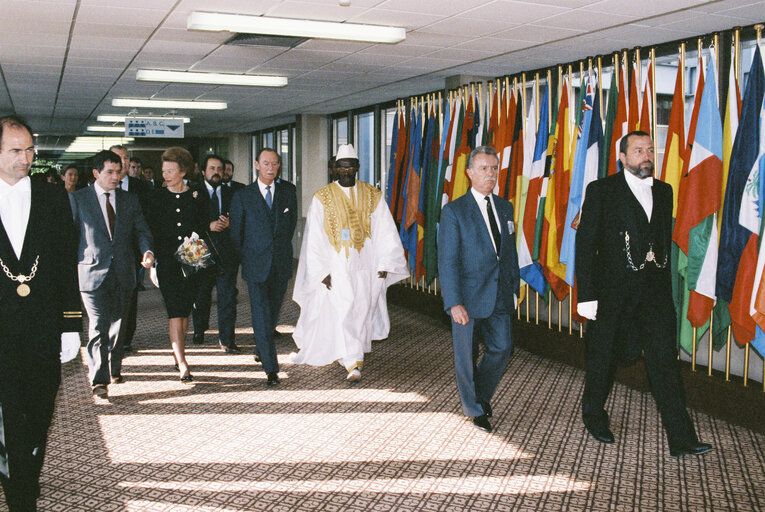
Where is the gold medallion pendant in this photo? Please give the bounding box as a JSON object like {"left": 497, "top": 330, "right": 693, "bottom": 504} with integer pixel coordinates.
{"left": 17, "top": 283, "right": 30, "bottom": 297}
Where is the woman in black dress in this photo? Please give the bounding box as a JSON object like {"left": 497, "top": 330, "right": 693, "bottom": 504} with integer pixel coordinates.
{"left": 148, "top": 147, "right": 208, "bottom": 381}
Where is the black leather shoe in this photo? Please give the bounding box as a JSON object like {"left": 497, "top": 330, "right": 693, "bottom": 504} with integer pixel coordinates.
{"left": 670, "top": 442, "right": 712, "bottom": 458}
{"left": 180, "top": 372, "right": 193, "bottom": 383}
{"left": 480, "top": 401, "right": 493, "bottom": 418}
{"left": 92, "top": 384, "right": 108, "bottom": 397}
{"left": 110, "top": 375, "right": 124, "bottom": 384}
{"left": 221, "top": 343, "right": 241, "bottom": 354}
{"left": 472, "top": 414, "right": 492, "bottom": 432}
{"left": 254, "top": 354, "right": 262, "bottom": 363}
{"left": 586, "top": 425, "right": 615, "bottom": 444}
{"left": 193, "top": 334, "right": 204, "bottom": 345}
{"left": 266, "top": 372, "right": 280, "bottom": 386}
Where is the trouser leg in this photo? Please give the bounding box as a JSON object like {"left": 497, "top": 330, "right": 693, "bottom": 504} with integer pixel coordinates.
{"left": 192, "top": 272, "right": 215, "bottom": 336}
{"left": 581, "top": 321, "right": 618, "bottom": 430}
{"left": 247, "top": 280, "right": 278, "bottom": 374}
{"left": 215, "top": 265, "right": 238, "bottom": 346}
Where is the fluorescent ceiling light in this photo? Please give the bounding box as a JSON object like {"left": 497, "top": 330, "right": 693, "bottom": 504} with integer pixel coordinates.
{"left": 136, "top": 69, "right": 287, "bottom": 87}
{"left": 87, "top": 125, "right": 125, "bottom": 133}
{"left": 112, "top": 98, "right": 227, "bottom": 110}
{"left": 64, "top": 136, "right": 134, "bottom": 154}
{"left": 98, "top": 115, "right": 192, "bottom": 124}
{"left": 187, "top": 11, "right": 406, "bottom": 44}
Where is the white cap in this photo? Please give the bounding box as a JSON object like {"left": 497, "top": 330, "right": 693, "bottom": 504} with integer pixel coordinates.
{"left": 336, "top": 144, "right": 358, "bottom": 160}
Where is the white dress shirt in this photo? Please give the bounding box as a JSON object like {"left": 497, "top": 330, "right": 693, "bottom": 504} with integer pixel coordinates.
{"left": 0, "top": 176, "right": 31, "bottom": 259}
{"left": 119, "top": 175, "right": 130, "bottom": 191}
{"left": 470, "top": 187, "right": 501, "bottom": 255}
{"left": 257, "top": 179, "right": 275, "bottom": 202}
{"left": 93, "top": 182, "right": 116, "bottom": 238}
{"left": 623, "top": 170, "right": 654, "bottom": 221}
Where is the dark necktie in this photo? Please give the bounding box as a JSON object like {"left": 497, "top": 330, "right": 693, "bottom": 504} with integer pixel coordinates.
{"left": 105, "top": 192, "right": 115, "bottom": 239}
{"left": 210, "top": 187, "right": 220, "bottom": 218}
{"left": 485, "top": 196, "right": 501, "bottom": 254}
{"left": 265, "top": 185, "right": 272, "bottom": 209}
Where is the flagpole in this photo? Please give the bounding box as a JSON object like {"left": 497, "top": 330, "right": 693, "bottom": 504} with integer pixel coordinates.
{"left": 724, "top": 31, "right": 735, "bottom": 381}
{"left": 651, "top": 47, "right": 657, "bottom": 165}
{"left": 635, "top": 47, "right": 641, "bottom": 108}
{"left": 597, "top": 57, "right": 603, "bottom": 124}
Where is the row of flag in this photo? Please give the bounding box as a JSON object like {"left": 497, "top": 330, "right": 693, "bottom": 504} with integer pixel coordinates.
{"left": 385, "top": 45, "right": 765, "bottom": 358}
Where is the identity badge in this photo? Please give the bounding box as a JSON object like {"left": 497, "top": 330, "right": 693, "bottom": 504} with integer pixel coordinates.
{"left": 341, "top": 229, "right": 351, "bottom": 241}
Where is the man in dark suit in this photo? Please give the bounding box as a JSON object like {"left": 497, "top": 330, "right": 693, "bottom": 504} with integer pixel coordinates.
{"left": 576, "top": 130, "right": 712, "bottom": 457}
{"left": 192, "top": 154, "right": 241, "bottom": 353}
{"left": 223, "top": 159, "right": 246, "bottom": 191}
{"left": 0, "top": 116, "right": 82, "bottom": 511}
{"left": 109, "top": 145, "right": 151, "bottom": 348}
{"left": 70, "top": 150, "right": 154, "bottom": 397}
{"left": 438, "top": 146, "right": 520, "bottom": 433}
{"left": 230, "top": 148, "right": 297, "bottom": 386}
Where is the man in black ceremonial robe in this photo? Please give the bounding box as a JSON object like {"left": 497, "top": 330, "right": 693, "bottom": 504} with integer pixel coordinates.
{"left": 0, "top": 115, "right": 82, "bottom": 511}
{"left": 575, "top": 130, "right": 711, "bottom": 458}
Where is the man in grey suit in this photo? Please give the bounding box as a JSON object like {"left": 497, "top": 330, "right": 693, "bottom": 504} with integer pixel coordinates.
{"left": 70, "top": 150, "right": 154, "bottom": 397}
{"left": 230, "top": 148, "right": 297, "bottom": 386}
{"left": 438, "top": 146, "right": 520, "bottom": 433}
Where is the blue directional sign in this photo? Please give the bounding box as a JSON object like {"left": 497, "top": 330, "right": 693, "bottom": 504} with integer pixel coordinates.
{"left": 125, "top": 117, "right": 185, "bottom": 138}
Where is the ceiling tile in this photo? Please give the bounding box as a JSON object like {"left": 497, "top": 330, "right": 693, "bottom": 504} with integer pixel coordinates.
{"left": 264, "top": 1, "right": 368, "bottom": 21}
{"left": 378, "top": 0, "right": 487, "bottom": 17}
{"left": 537, "top": 10, "right": 632, "bottom": 31}
{"left": 348, "top": 9, "right": 444, "bottom": 30}
{"left": 417, "top": 17, "right": 518, "bottom": 37}
{"left": 462, "top": 0, "right": 570, "bottom": 23}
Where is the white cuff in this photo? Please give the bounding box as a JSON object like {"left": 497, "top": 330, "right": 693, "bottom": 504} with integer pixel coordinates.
{"left": 577, "top": 300, "right": 598, "bottom": 321}
{"left": 60, "top": 332, "right": 80, "bottom": 363}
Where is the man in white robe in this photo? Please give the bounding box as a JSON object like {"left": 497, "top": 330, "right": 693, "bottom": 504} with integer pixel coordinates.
{"left": 292, "top": 144, "right": 408, "bottom": 382}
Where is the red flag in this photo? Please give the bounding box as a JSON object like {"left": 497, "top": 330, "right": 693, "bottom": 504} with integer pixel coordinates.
{"left": 639, "top": 62, "right": 653, "bottom": 135}
{"left": 608, "top": 65, "right": 628, "bottom": 175}
{"left": 628, "top": 64, "right": 640, "bottom": 131}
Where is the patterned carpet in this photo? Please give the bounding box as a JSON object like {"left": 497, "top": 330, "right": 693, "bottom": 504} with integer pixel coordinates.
{"left": 18, "top": 279, "right": 765, "bottom": 511}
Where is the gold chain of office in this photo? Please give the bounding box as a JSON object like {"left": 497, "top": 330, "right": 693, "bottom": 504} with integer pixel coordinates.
{"left": 0, "top": 255, "right": 39, "bottom": 297}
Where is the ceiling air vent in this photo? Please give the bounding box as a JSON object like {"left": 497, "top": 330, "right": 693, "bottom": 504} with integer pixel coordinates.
{"left": 225, "top": 33, "right": 307, "bottom": 48}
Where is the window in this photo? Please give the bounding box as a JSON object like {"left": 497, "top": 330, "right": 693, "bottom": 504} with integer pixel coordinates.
{"left": 354, "top": 110, "right": 375, "bottom": 186}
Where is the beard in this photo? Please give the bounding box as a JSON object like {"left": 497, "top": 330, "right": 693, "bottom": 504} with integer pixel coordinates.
{"left": 337, "top": 174, "right": 356, "bottom": 187}
{"left": 626, "top": 160, "right": 654, "bottom": 179}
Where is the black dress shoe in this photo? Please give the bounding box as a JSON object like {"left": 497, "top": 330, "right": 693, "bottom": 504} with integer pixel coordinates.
{"left": 220, "top": 343, "right": 241, "bottom": 354}
{"left": 92, "top": 384, "right": 108, "bottom": 397}
{"left": 585, "top": 425, "right": 615, "bottom": 444}
{"left": 670, "top": 442, "right": 712, "bottom": 458}
{"left": 192, "top": 334, "right": 204, "bottom": 345}
{"left": 480, "top": 401, "right": 493, "bottom": 418}
{"left": 110, "top": 375, "right": 124, "bottom": 384}
{"left": 180, "top": 372, "right": 193, "bottom": 383}
{"left": 254, "top": 354, "right": 262, "bottom": 363}
{"left": 266, "top": 372, "right": 280, "bottom": 386}
{"left": 123, "top": 345, "right": 132, "bottom": 353}
{"left": 472, "top": 414, "right": 492, "bottom": 432}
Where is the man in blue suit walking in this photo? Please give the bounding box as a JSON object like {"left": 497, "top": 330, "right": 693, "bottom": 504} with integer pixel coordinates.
{"left": 229, "top": 148, "right": 297, "bottom": 386}
{"left": 438, "top": 146, "right": 520, "bottom": 433}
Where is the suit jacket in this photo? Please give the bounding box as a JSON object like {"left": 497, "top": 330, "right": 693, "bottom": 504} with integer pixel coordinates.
{"left": 0, "top": 181, "right": 81, "bottom": 363}
{"left": 575, "top": 172, "right": 675, "bottom": 357}
{"left": 438, "top": 190, "right": 520, "bottom": 320}
{"left": 70, "top": 187, "right": 153, "bottom": 292}
{"left": 125, "top": 175, "right": 151, "bottom": 211}
{"left": 193, "top": 182, "right": 238, "bottom": 269}
{"left": 229, "top": 180, "right": 297, "bottom": 284}
{"left": 228, "top": 180, "right": 246, "bottom": 192}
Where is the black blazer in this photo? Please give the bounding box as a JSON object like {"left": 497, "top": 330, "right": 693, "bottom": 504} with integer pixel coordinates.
{"left": 193, "top": 182, "right": 238, "bottom": 269}
{"left": 0, "top": 181, "right": 81, "bottom": 362}
{"left": 575, "top": 172, "right": 675, "bottom": 358}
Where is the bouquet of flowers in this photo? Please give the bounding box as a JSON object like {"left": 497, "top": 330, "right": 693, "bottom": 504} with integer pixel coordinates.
{"left": 175, "top": 232, "right": 215, "bottom": 278}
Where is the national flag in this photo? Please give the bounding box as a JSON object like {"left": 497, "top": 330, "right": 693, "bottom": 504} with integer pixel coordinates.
{"left": 413, "top": 105, "right": 436, "bottom": 280}
{"left": 400, "top": 105, "right": 422, "bottom": 270}
{"left": 673, "top": 52, "right": 723, "bottom": 352}
{"left": 540, "top": 75, "right": 572, "bottom": 300}
{"left": 748, "top": 94, "right": 765, "bottom": 356}
{"left": 385, "top": 106, "right": 399, "bottom": 207}
{"left": 561, "top": 73, "right": 602, "bottom": 286}
{"left": 516, "top": 85, "right": 537, "bottom": 234}
{"left": 639, "top": 61, "right": 653, "bottom": 135}
{"left": 608, "top": 63, "right": 629, "bottom": 175}
{"left": 442, "top": 94, "right": 464, "bottom": 206}
{"left": 717, "top": 45, "right": 764, "bottom": 344}
{"left": 660, "top": 61, "right": 686, "bottom": 217}
{"left": 519, "top": 84, "right": 548, "bottom": 295}
{"left": 628, "top": 63, "right": 640, "bottom": 131}
{"left": 507, "top": 90, "right": 525, "bottom": 206}
{"left": 600, "top": 71, "right": 618, "bottom": 179}
{"left": 424, "top": 97, "right": 454, "bottom": 284}
{"left": 449, "top": 90, "right": 474, "bottom": 201}
{"left": 497, "top": 87, "right": 516, "bottom": 200}
{"left": 720, "top": 58, "right": 742, "bottom": 233}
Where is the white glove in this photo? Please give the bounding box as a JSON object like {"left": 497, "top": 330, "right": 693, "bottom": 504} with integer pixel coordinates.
{"left": 60, "top": 332, "right": 81, "bottom": 363}
{"left": 577, "top": 300, "right": 598, "bottom": 321}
